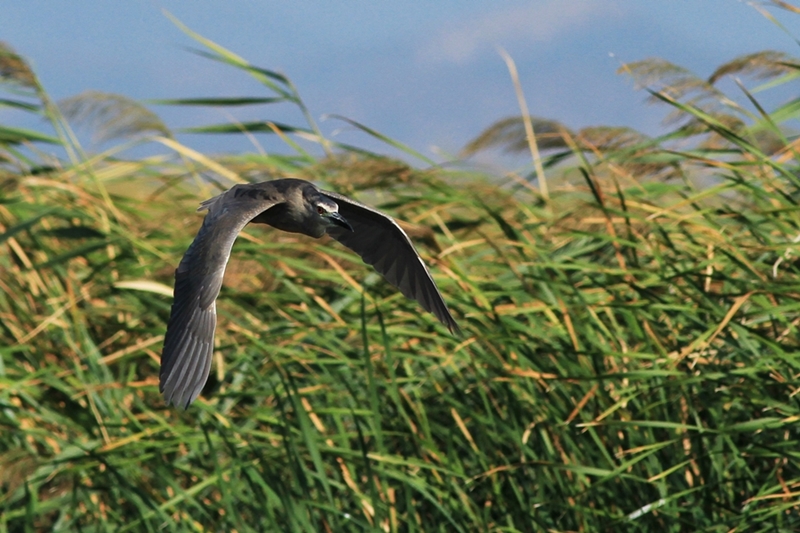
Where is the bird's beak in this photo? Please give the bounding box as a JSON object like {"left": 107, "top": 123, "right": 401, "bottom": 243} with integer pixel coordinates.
{"left": 328, "top": 212, "right": 353, "bottom": 232}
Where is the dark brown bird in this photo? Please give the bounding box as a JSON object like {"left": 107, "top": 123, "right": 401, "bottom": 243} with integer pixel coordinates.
{"left": 160, "top": 179, "right": 459, "bottom": 408}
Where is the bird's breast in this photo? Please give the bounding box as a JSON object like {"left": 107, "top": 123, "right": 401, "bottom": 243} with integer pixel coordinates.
{"left": 251, "top": 204, "right": 326, "bottom": 238}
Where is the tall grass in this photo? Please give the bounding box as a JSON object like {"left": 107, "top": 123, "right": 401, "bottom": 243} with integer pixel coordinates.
{"left": 2, "top": 10, "right": 800, "bottom": 532}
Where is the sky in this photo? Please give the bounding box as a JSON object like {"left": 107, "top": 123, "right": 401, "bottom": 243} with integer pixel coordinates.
{"left": 2, "top": 1, "right": 800, "bottom": 169}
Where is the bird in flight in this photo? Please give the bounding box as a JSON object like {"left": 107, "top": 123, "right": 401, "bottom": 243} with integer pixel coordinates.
{"left": 160, "top": 178, "right": 459, "bottom": 408}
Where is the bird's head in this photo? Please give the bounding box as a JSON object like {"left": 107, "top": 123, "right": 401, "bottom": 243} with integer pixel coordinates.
{"left": 314, "top": 197, "right": 353, "bottom": 232}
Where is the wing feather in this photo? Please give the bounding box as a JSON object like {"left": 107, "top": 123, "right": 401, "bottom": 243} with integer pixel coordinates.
{"left": 160, "top": 183, "right": 284, "bottom": 408}
{"left": 321, "top": 190, "right": 459, "bottom": 334}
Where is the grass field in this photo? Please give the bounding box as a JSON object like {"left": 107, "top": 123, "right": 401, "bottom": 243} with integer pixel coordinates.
{"left": 3, "top": 10, "right": 800, "bottom": 532}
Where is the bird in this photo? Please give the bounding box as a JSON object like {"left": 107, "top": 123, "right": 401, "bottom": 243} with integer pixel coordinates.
{"left": 159, "top": 178, "right": 459, "bottom": 408}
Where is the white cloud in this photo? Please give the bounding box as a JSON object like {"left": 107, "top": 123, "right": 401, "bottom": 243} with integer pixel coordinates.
{"left": 418, "top": 1, "right": 622, "bottom": 65}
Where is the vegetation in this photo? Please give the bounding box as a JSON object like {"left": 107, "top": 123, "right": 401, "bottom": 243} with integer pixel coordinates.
{"left": 3, "top": 6, "right": 800, "bottom": 531}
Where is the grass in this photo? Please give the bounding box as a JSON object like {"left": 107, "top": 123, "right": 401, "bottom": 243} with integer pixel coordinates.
{"left": 3, "top": 8, "right": 800, "bottom": 532}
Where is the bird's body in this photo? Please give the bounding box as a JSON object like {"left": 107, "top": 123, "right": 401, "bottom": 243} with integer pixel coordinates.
{"left": 160, "top": 179, "right": 458, "bottom": 408}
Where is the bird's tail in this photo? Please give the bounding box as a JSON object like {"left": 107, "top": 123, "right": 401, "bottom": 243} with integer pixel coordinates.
{"left": 197, "top": 191, "right": 226, "bottom": 213}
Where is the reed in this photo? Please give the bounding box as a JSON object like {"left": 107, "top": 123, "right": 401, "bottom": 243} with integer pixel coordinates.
{"left": 2, "top": 11, "right": 800, "bottom": 531}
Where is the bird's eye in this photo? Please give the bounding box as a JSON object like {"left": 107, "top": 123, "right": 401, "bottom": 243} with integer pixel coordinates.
{"left": 317, "top": 206, "right": 325, "bottom": 215}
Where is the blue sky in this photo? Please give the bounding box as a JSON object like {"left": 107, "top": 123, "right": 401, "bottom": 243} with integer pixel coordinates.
{"left": 2, "top": 1, "right": 799, "bottom": 167}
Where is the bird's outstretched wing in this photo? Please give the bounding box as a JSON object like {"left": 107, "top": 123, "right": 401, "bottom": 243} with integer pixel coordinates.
{"left": 321, "top": 190, "right": 459, "bottom": 334}
{"left": 160, "top": 184, "right": 283, "bottom": 408}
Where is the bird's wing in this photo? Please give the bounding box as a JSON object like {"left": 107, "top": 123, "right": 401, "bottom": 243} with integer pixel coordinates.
{"left": 160, "top": 184, "right": 283, "bottom": 408}
{"left": 321, "top": 190, "right": 459, "bottom": 334}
